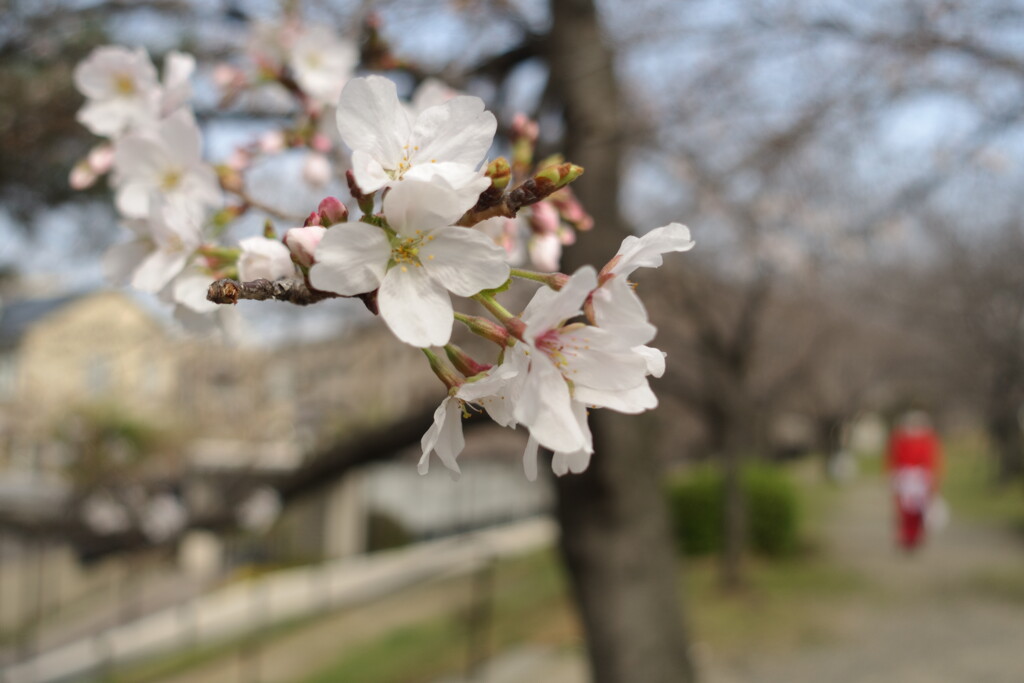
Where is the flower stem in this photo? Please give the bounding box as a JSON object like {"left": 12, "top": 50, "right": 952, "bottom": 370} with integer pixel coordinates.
{"left": 472, "top": 293, "right": 526, "bottom": 340}
{"left": 472, "top": 292, "right": 514, "bottom": 322}
{"left": 509, "top": 267, "right": 549, "bottom": 283}
{"left": 421, "top": 348, "right": 462, "bottom": 390}
{"left": 510, "top": 267, "right": 569, "bottom": 290}
{"left": 454, "top": 311, "right": 510, "bottom": 346}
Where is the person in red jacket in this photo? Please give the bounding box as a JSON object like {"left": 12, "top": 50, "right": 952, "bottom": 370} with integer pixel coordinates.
{"left": 886, "top": 411, "right": 942, "bottom": 551}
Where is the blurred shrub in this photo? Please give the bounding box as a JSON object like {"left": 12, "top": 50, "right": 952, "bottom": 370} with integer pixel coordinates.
{"left": 366, "top": 510, "right": 412, "bottom": 552}
{"left": 667, "top": 464, "right": 800, "bottom": 557}
{"left": 667, "top": 468, "right": 723, "bottom": 555}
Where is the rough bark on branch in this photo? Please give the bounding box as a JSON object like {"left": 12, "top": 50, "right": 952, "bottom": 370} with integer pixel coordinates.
{"left": 207, "top": 278, "right": 342, "bottom": 306}
{"left": 457, "top": 174, "right": 577, "bottom": 227}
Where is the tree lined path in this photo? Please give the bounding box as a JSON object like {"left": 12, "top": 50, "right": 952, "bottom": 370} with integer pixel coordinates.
{"left": 710, "top": 476, "right": 1024, "bottom": 682}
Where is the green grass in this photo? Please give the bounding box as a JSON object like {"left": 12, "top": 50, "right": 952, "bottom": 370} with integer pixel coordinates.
{"left": 299, "top": 550, "right": 576, "bottom": 683}
{"left": 100, "top": 608, "right": 317, "bottom": 683}
{"left": 300, "top": 615, "right": 466, "bottom": 683}
{"left": 681, "top": 549, "right": 865, "bottom": 655}
{"left": 939, "top": 434, "right": 1024, "bottom": 528}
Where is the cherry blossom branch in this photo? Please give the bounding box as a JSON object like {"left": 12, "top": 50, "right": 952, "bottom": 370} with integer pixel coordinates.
{"left": 456, "top": 163, "right": 584, "bottom": 227}
{"left": 206, "top": 277, "right": 342, "bottom": 306}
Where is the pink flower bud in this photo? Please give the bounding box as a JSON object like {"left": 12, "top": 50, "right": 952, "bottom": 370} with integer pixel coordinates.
{"left": 212, "top": 64, "right": 246, "bottom": 90}
{"left": 529, "top": 233, "right": 562, "bottom": 272}
{"left": 284, "top": 226, "right": 327, "bottom": 268}
{"left": 87, "top": 144, "right": 114, "bottom": 174}
{"left": 303, "top": 153, "right": 331, "bottom": 186}
{"left": 511, "top": 113, "right": 539, "bottom": 143}
{"left": 317, "top": 196, "right": 348, "bottom": 225}
{"left": 528, "top": 201, "right": 560, "bottom": 235}
{"left": 226, "top": 148, "right": 251, "bottom": 172}
{"left": 259, "top": 130, "right": 285, "bottom": 154}
{"left": 311, "top": 133, "right": 333, "bottom": 153}
{"left": 303, "top": 211, "right": 322, "bottom": 227}
{"left": 69, "top": 161, "right": 97, "bottom": 190}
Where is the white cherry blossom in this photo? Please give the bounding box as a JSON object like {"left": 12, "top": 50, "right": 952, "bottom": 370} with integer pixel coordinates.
{"left": 336, "top": 76, "right": 496, "bottom": 196}
{"left": 112, "top": 109, "right": 222, "bottom": 219}
{"left": 104, "top": 200, "right": 202, "bottom": 294}
{"left": 288, "top": 28, "right": 358, "bottom": 106}
{"left": 74, "top": 46, "right": 161, "bottom": 137}
{"left": 514, "top": 267, "right": 659, "bottom": 454}
{"left": 310, "top": 177, "right": 510, "bottom": 347}
{"left": 238, "top": 236, "right": 295, "bottom": 282}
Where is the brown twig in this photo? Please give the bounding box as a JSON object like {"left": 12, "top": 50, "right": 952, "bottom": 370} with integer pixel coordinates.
{"left": 207, "top": 278, "right": 342, "bottom": 306}
{"left": 457, "top": 176, "right": 560, "bottom": 227}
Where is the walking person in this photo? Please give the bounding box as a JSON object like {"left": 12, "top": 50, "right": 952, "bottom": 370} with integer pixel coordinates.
{"left": 886, "top": 411, "right": 942, "bottom": 552}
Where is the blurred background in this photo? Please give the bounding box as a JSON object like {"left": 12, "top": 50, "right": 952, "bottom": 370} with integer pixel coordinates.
{"left": 2, "top": 0, "right": 1024, "bottom": 681}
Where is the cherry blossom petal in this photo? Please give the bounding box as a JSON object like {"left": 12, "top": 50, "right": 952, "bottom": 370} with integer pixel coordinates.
{"left": 515, "top": 353, "right": 588, "bottom": 453}
{"left": 403, "top": 162, "right": 490, "bottom": 205}
{"left": 378, "top": 264, "right": 454, "bottom": 347}
{"left": 558, "top": 327, "right": 649, "bottom": 391}
{"left": 77, "top": 100, "right": 133, "bottom": 137}
{"left": 160, "top": 110, "right": 203, "bottom": 168}
{"left": 552, "top": 449, "right": 591, "bottom": 476}
{"left": 634, "top": 345, "right": 667, "bottom": 378}
{"left": 172, "top": 266, "right": 220, "bottom": 313}
{"left": 161, "top": 50, "right": 195, "bottom": 115}
{"left": 410, "top": 96, "right": 497, "bottom": 168}
{"left": 115, "top": 182, "right": 153, "bottom": 218}
{"left": 132, "top": 248, "right": 189, "bottom": 293}
{"left": 383, "top": 177, "right": 471, "bottom": 237}
{"left": 523, "top": 436, "right": 540, "bottom": 482}
{"left": 114, "top": 136, "right": 165, "bottom": 185}
{"left": 528, "top": 232, "right": 562, "bottom": 272}
{"left": 418, "top": 396, "right": 464, "bottom": 479}
{"left": 178, "top": 165, "right": 222, "bottom": 209}
{"left": 420, "top": 227, "right": 510, "bottom": 297}
{"left": 574, "top": 382, "right": 658, "bottom": 414}
{"left": 238, "top": 236, "right": 295, "bottom": 282}
{"left": 521, "top": 266, "right": 597, "bottom": 340}
{"left": 456, "top": 360, "right": 521, "bottom": 427}
{"left": 591, "top": 275, "right": 657, "bottom": 347}
{"left": 104, "top": 240, "right": 151, "bottom": 285}
{"left": 612, "top": 222, "right": 694, "bottom": 277}
{"left": 336, "top": 76, "right": 411, "bottom": 171}
{"left": 349, "top": 150, "right": 391, "bottom": 194}
{"left": 309, "top": 223, "right": 390, "bottom": 295}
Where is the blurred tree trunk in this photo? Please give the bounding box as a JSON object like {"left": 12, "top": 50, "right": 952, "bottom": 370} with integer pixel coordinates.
{"left": 720, "top": 440, "right": 746, "bottom": 591}
{"left": 712, "top": 402, "right": 750, "bottom": 592}
{"left": 547, "top": 1, "right": 697, "bottom": 681}
{"left": 988, "top": 404, "right": 1024, "bottom": 483}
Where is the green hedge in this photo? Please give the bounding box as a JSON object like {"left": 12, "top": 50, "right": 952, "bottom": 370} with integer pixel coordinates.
{"left": 667, "top": 465, "right": 800, "bottom": 557}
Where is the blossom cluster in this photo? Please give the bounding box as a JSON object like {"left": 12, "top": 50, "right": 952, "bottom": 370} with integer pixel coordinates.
{"left": 72, "top": 25, "right": 694, "bottom": 481}
{"left": 72, "top": 45, "right": 227, "bottom": 322}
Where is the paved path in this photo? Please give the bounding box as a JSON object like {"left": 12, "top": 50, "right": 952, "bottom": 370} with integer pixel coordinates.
{"left": 708, "top": 478, "right": 1024, "bottom": 683}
